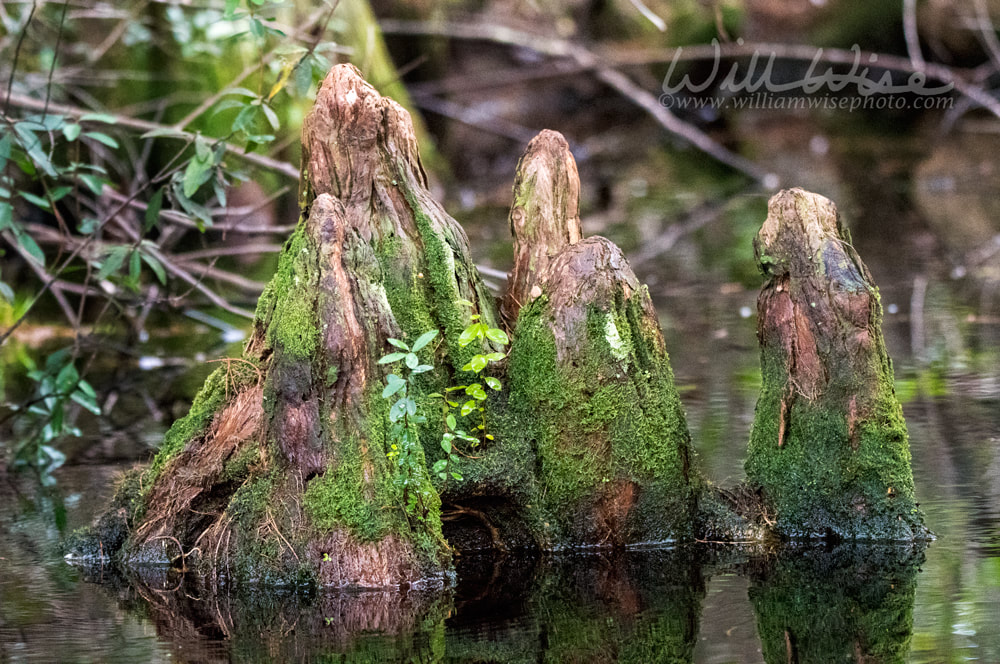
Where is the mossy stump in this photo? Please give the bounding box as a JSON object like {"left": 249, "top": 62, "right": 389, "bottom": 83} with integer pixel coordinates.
{"left": 71, "top": 64, "right": 514, "bottom": 587}
{"left": 72, "top": 70, "right": 932, "bottom": 591}
{"left": 745, "top": 189, "right": 927, "bottom": 539}
{"left": 498, "top": 131, "right": 697, "bottom": 547}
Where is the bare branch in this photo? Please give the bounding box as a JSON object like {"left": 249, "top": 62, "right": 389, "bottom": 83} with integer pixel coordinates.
{"left": 379, "top": 19, "right": 776, "bottom": 186}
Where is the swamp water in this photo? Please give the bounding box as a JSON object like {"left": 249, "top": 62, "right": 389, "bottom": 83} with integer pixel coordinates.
{"left": 2, "top": 125, "right": 1000, "bottom": 663}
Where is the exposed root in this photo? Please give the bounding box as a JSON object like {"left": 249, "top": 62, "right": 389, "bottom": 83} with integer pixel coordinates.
{"left": 136, "top": 385, "right": 263, "bottom": 547}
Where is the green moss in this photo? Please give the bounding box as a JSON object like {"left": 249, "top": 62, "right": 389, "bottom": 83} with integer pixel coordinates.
{"left": 258, "top": 222, "right": 320, "bottom": 360}
{"left": 302, "top": 388, "right": 445, "bottom": 564}
{"left": 504, "top": 290, "right": 695, "bottom": 545}
{"left": 376, "top": 234, "right": 438, "bottom": 342}
{"left": 746, "top": 339, "right": 923, "bottom": 539}
{"left": 145, "top": 366, "right": 229, "bottom": 486}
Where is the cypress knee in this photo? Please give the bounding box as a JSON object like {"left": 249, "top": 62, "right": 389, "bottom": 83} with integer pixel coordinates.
{"left": 504, "top": 131, "right": 697, "bottom": 547}
{"left": 73, "top": 64, "right": 505, "bottom": 587}
{"left": 745, "top": 188, "right": 927, "bottom": 539}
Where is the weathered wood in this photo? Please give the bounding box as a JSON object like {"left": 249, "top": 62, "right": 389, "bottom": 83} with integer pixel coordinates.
{"left": 745, "top": 188, "right": 926, "bottom": 539}
{"left": 501, "top": 130, "right": 582, "bottom": 324}
{"left": 500, "top": 135, "right": 696, "bottom": 546}
{"left": 74, "top": 64, "right": 509, "bottom": 587}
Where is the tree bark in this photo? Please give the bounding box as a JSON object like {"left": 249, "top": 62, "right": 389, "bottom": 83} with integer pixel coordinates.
{"left": 745, "top": 188, "right": 926, "bottom": 539}
{"left": 501, "top": 129, "right": 582, "bottom": 324}
{"left": 75, "top": 64, "right": 507, "bottom": 587}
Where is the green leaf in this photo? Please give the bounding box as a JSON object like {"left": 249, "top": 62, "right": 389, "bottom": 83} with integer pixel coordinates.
{"left": 387, "top": 338, "right": 409, "bottom": 351}
{"left": 62, "top": 123, "right": 81, "bottom": 141}
{"left": 433, "top": 459, "right": 447, "bottom": 473}
{"left": 389, "top": 399, "right": 406, "bottom": 422}
{"left": 411, "top": 329, "right": 438, "bottom": 352}
{"left": 128, "top": 249, "right": 141, "bottom": 285}
{"left": 440, "top": 438, "right": 452, "bottom": 453}
{"left": 49, "top": 186, "right": 72, "bottom": 202}
{"left": 56, "top": 361, "right": 79, "bottom": 392}
{"left": 412, "top": 364, "right": 433, "bottom": 374}
{"left": 79, "top": 113, "right": 118, "bottom": 125}
{"left": 470, "top": 355, "right": 488, "bottom": 372}
{"left": 144, "top": 188, "right": 164, "bottom": 231}
{"left": 405, "top": 353, "right": 419, "bottom": 369}
{"left": 451, "top": 471, "right": 463, "bottom": 481}
{"left": 20, "top": 191, "right": 49, "bottom": 209}
{"left": 84, "top": 131, "right": 119, "bottom": 149}
{"left": 16, "top": 232, "right": 45, "bottom": 265}
{"left": 183, "top": 147, "right": 214, "bottom": 197}
{"left": 75, "top": 378, "right": 97, "bottom": 399}
{"left": 378, "top": 352, "right": 407, "bottom": 365}
{"left": 405, "top": 397, "right": 417, "bottom": 417}
{"left": 460, "top": 400, "right": 475, "bottom": 417}
{"left": 457, "top": 298, "right": 474, "bottom": 307}
{"left": 261, "top": 102, "right": 280, "bottom": 131}
{"left": 484, "top": 352, "right": 506, "bottom": 362}
{"left": 71, "top": 389, "right": 101, "bottom": 415}
{"left": 211, "top": 98, "right": 246, "bottom": 117}
{"left": 78, "top": 173, "right": 107, "bottom": 195}
{"left": 140, "top": 251, "right": 167, "bottom": 285}
{"left": 96, "top": 246, "right": 128, "bottom": 280}
{"left": 458, "top": 326, "right": 478, "bottom": 347}
{"left": 77, "top": 217, "right": 100, "bottom": 234}
{"left": 382, "top": 375, "right": 405, "bottom": 398}
{"left": 485, "top": 377, "right": 502, "bottom": 391}
{"left": 446, "top": 414, "right": 456, "bottom": 430}
{"left": 13, "top": 123, "right": 56, "bottom": 177}
{"left": 471, "top": 387, "right": 487, "bottom": 400}
{"left": 486, "top": 328, "right": 510, "bottom": 345}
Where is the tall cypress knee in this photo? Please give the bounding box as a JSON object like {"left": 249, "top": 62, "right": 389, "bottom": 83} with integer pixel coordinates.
{"left": 745, "top": 188, "right": 927, "bottom": 539}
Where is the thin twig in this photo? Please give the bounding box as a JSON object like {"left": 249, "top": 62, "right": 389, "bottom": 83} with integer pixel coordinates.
{"left": 971, "top": 0, "right": 1000, "bottom": 72}
{"left": 379, "top": 19, "right": 775, "bottom": 185}
{"left": 1, "top": 92, "right": 299, "bottom": 179}
{"left": 903, "top": 0, "right": 925, "bottom": 71}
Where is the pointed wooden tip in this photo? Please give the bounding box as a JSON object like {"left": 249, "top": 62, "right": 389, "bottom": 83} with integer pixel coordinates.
{"left": 755, "top": 188, "right": 846, "bottom": 279}
{"left": 303, "top": 64, "right": 425, "bottom": 203}
{"left": 502, "top": 130, "right": 583, "bottom": 323}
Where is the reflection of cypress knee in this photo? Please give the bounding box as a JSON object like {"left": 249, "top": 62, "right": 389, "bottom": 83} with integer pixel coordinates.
{"left": 748, "top": 545, "right": 922, "bottom": 663}
{"left": 745, "top": 188, "right": 927, "bottom": 539}
{"left": 504, "top": 131, "right": 697, "bottom": 547}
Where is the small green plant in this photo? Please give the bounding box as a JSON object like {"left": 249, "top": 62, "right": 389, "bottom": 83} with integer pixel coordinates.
{"left": 428, "top": 300, "right": 509, "bottom": 483}
{"left": 6, "top": 348, "right": 101, "bottom": 484}
{"left": 379, "top": 301, "right": 510, "bottom": 509}
{"left": 378, "top": 329, "right": 439, "bottom": 519}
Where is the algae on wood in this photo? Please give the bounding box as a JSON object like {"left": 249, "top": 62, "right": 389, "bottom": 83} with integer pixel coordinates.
{"left": 745, "top": 188, "right": 926, "bottom": 539}
{"left": 73, "top": 64, "right": 507, "bottom": 587}
{"left": 499, "top": 131, "right": 697, "bottom": 546}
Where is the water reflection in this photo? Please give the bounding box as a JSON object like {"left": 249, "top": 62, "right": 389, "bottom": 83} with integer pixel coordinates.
{"left": 66, "top": 543, "right": 931, "bottom": 663}
{"left": 746, "top": 544, "right": 922, "bottom": 664}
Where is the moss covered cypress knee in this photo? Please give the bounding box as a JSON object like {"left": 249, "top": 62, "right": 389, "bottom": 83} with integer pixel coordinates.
{"left": 745, "top": 188, "right": 927, "bottom": 540}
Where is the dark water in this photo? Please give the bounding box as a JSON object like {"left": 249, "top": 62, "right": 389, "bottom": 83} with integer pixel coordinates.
{"left": 3, "top": 121, "right": 1000, "bottom": 661}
